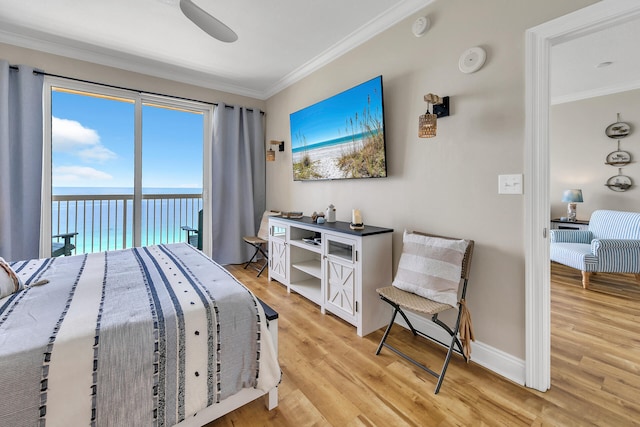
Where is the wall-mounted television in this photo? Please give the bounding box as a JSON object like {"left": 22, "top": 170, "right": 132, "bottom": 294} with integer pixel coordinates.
{"left": 290, "top": 75, "right": 387, "bottom": 181}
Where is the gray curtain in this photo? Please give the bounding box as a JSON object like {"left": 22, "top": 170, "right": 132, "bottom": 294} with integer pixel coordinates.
{"left": 0, "top": 60, "right": 44, "bottom": 261}
{"left": 211, "top": 103, "right": 266, "bottom": 264}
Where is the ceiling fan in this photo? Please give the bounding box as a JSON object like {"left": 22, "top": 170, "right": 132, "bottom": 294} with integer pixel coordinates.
{"left": 179, "top": 0, "right": 238, "bottom": 43}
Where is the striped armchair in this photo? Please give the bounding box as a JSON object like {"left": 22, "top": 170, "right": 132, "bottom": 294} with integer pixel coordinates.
{"left": 550, "top": 210, "right": 640, "bottom": 289}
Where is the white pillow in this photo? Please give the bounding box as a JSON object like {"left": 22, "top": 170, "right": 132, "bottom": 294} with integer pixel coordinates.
{"left": 392, "top": 231, "right": 468, "bottom": 307}
{"left": 0, "top": 257, "right": 24, "bottom": 299}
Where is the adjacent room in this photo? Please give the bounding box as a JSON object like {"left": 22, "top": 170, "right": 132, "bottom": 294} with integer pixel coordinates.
{"left": 1, "top": 0, "right": 639, "bottom": 425}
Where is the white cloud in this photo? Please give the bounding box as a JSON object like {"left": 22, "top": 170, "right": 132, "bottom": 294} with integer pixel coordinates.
{"left": 52, "top": 117, "right": 100, "bottom": 150}
{"left": 53, "top": 165, "right": 113, "bottom": 185}
{"left": 52, "top": 117, "right": 118, "bottom": 163}
{"left": 78, "top": 146, "right": 118, "bottom": 162}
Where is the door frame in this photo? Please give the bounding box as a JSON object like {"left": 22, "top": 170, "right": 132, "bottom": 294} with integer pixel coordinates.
{"left": 524, "top": 0, "right": 640, "bottom": 391}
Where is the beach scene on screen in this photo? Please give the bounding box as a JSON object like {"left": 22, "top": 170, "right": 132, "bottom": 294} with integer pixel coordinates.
{"left": 290, "top": 76, "right": 387, "bottom": 181}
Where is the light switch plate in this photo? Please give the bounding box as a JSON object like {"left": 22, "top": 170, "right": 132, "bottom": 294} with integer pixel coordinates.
{"left": 498, "top": 174, "right": 523, "bottom": 194}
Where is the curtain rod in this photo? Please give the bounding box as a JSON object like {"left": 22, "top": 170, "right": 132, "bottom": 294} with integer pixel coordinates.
{"left": 8, "top": 64, "right": 264, "bottom": 114}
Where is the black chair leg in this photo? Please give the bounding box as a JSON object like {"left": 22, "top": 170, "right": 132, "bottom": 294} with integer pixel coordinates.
{"left": 376, "top": 294, "right": 466, "bottom": 394}
{"left": 257, "top": 259, "right": 268, "bottom": 277}
{"left": 376, "top": 307, "right": 399, "bottom": 355}
{"left": 244, "top": 245, "right": 261, "bottom": 269}
{"left": 245, "top": 243, "right": 269, "bottom": 277}
{"left": 434, "top": 334, "right": 459, "bottom": 394}
{"left": 256, "top": 246, "right": 269, "bottom": 277}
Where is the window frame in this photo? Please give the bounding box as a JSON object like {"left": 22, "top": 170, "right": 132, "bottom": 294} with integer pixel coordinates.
{"left": 41, "top": 77, "right": 213, "bottom": 257}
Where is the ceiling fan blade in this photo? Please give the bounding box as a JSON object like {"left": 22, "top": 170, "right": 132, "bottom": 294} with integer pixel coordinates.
{"left": 179, "top": 0, "right": 238, "bottom": 43}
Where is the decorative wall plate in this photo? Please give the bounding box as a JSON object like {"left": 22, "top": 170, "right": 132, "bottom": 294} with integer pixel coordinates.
{"left": 605, "top": 150, "right": 632, "bottom": 166}
{"left": 605, "top": 174, "right": 632, "bottom": 192}
{"left": 458, "top": 47, "right": 486, "bottom": 74}
{"left": 605, "top": 114, "right": 631, "bottom": 139}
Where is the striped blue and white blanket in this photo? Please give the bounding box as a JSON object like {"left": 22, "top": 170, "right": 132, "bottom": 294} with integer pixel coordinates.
{"left": 0, "top": 243, "right": 280, "bottom": 427}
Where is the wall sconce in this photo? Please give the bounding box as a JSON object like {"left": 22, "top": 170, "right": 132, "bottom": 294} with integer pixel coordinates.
{"left": 266, "top": 140, "right": 285, "bottom": 162}
{"left": 418, "top": 93, "right": 450, "bottom": 138}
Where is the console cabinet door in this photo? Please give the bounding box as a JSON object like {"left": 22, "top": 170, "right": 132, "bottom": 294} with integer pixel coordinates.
{"left": 269, "top": 222, "right": 288, "bottom": 284}
{"left": 324, "top": 234, "right": 357, "bottom": 324}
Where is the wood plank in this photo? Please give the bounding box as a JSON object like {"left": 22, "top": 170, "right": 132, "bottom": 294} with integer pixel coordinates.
{"left": 204, "top": 262, "right": 640, "bottom": 426}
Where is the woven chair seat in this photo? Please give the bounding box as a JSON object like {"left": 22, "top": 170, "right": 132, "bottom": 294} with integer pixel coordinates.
{"left": 243, "top": 236, "right": 267, "bottom": 245}
{"left": 377, "top": 286, "right": 453, "bottom": 316}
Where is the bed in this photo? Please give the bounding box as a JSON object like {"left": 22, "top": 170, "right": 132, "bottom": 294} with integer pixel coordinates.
{"left": 0, "top": 243, "right": 280, "bottom": 427}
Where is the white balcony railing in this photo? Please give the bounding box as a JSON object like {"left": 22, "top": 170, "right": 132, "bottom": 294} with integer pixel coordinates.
{"left": 52, "top": 193, "right": 203, "bottom": 255}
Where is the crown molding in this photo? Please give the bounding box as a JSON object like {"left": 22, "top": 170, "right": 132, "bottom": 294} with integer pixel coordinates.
{"left": 0, "top": 21, "right": 265, "bottom": 99}
{"left": 263, "top": 0, "right": 434, "bottom": 99}
{"left": 551, "top": 80, "right": 640, "bottom": 105}
{"left": 0, "top": 0, "right": 432, "bottom": 100}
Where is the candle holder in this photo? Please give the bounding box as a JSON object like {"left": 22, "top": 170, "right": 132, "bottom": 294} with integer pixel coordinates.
{"left": 350, "top": 209, "right": 365, "bottom": 230}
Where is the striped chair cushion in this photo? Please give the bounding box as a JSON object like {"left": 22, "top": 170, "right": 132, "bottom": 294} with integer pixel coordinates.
{"left": 0, "top": 257, "right": 23, "bottom": 299}
{"left": 550, "top": 243, "right": 598, "bottom": 271}
{"left": 392, "top": 231, "right": 468, "bottom": 307}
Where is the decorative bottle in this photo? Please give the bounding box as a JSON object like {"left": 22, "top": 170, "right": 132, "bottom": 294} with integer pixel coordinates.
{"left": 326, "top": 204, "right": 336, "bottom": 223}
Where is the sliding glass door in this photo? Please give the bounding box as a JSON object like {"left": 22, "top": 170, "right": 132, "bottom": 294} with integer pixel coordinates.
{"left": 49, "top": 87, "right": 135, "bottom": 253}
{"left": 42, "top": 78, "right": 211, "bottom": 256}
{"left": 141, "top": 101, "right": 204, "bottom": 247}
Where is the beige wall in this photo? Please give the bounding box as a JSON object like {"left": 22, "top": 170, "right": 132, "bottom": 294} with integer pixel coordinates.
{"left": 265, "top": 0, "right": 597, "bottom": 358}
{"left": 551, "top": 89, "right": 640, "bottom": 220}
{"left": 0, "top": 42, "right": 266, "bottom": 110}
{"left": 1, "top": 0, "right": 599, "bottom": 361}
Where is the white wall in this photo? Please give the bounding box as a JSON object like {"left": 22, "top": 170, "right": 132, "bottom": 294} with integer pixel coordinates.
{"left": 551, "top": 89, "right": 640, "bottom": 220}
{"left": 265, "top": 0, "right": 597, "bottom": 360}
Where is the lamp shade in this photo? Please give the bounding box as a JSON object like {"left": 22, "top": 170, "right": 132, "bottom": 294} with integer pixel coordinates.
{"left": 561, "top": 189, "right": 583, "bottom": 203}
{"left": 419, "top": 112, "right": 437, "bottom": 138}
{"left": 266, "top": 148, "right": 276, "bottom": 162}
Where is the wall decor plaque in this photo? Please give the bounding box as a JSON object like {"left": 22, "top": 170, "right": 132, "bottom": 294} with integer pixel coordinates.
{"left": 605, "top": 150, "right": 632, "bottom": 166}
{"left": 605, "top": 172, "right": 632, "bottom": 192}
{"left": 605, "top": 113, "right": 631, "bottom": 139}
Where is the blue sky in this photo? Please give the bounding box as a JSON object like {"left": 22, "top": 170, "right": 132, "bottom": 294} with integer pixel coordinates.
{"left": 52, "top": 90, "right": 203, "bottom": 190}
{"left": 289, "top": 75, "right": 383, "bottom": 149}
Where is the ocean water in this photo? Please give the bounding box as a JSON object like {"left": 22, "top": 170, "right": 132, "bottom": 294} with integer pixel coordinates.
{"left": 52, "top": 187, "right": 203, "bottom": 254}
{"left": 291, "top": 130, "right": 380, "bottom": 154}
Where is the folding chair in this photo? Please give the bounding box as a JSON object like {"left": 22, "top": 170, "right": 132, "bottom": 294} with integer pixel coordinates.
{"left": 52, "top": 232, "right": 78, "bottom": 257}
{"left": 181, "top": 209, "right": 203, "bottom": 250}
{"left": 375, "top": 231, "right": 475, "bottom": 394}
{"left": 243, "top": 211, "right": 280, "bottom": 277}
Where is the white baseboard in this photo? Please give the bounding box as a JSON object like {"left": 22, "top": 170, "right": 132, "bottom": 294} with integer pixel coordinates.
{"left": 393, "top": 311, "right": 526, "bottom": 387}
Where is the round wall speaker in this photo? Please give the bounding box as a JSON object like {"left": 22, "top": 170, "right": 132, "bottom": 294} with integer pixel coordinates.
{"left": 458, "top": 47, "right": 486, "bottom": 74}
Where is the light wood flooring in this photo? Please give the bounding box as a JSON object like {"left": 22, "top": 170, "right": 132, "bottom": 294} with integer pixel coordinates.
{"left": 208, "top": 262, "right": 640, "bottom": 426}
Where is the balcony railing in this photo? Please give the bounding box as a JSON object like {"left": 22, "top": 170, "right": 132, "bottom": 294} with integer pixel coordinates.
{"left": 52, "top": 193, "right": 203, "bottom": 255}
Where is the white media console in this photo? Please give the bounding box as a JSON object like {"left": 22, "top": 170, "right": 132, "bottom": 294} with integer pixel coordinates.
{"left": 268, "top": 216, "right": 393, "bottom": 337}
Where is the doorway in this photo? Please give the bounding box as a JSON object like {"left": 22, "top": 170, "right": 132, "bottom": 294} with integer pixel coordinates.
{"left": 524, "top": 0, "right": 640, "bottom": 391}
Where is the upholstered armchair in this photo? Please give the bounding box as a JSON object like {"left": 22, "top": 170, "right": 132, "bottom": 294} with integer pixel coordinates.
{"left": 550, "top": 210, "right": 640, "bottom": 288}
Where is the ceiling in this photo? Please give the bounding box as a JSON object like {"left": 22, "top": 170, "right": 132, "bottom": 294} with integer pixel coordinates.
{"left": 2, "top": 1, "right": 639, "bottom": 103}
{"left": 0, "top": 0, "right": 429, "bottom": 100}
{"left": 550, "top": 14, "right": 640, "bottom": 104}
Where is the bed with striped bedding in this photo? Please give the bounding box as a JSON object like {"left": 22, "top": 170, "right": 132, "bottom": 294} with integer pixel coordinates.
{"left": 0, "top": 243, "right": 280, "bottom": 427}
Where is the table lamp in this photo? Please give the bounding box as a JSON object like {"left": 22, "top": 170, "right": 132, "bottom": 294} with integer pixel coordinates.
{"left": 562, "top": 189, "right": 583, "bottom": 222}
